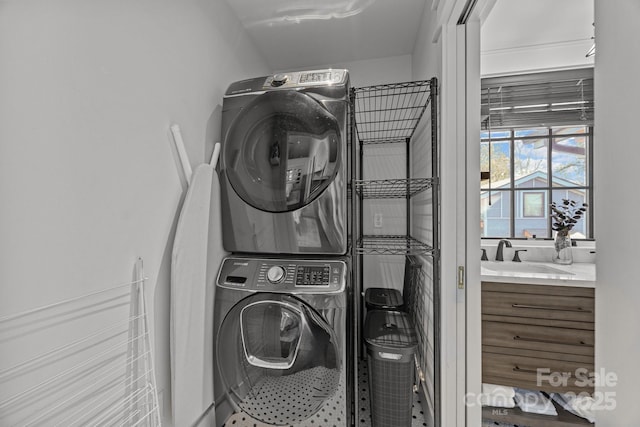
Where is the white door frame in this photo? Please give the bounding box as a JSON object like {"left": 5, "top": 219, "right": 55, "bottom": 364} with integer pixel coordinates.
{"left": 462, "top": 16, "right": 483, "bottom": 427}
{"left": 435, "top": 4, "right": 468, "bottom": 426}
{"left": 435, "top": 1, "right": 495, "bottom": 425}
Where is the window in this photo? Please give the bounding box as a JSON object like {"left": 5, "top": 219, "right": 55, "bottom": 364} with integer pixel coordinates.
{"left": 480, "top": 69, "right": 594, "bottom": 240}
{"left": 523, "top": 192, "right": 545, "bottom": 218}
{"left": 480, "top": 126, "right": 593, "bottom": 239}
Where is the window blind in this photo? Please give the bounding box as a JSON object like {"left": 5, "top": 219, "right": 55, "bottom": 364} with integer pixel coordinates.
{"left": 481, "top": 68, "right": 594, "bottom": 130}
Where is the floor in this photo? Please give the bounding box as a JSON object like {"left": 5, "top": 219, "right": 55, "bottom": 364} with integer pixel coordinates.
{"left": 223, "top": 359, "right": 429, "bottom": 427}
{"left": 223, "top": 373, "right": 347, "bottom": 427}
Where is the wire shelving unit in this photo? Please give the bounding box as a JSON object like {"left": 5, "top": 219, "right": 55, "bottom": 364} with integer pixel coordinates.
{"left": 350, "top": 78, "right": 440, "bottom": 427}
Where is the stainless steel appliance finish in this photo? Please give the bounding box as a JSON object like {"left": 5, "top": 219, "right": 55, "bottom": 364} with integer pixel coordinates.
{"left": 219, "top": 69, "right": 349, "bottom": 255}
{"left": 213, "top": 256, "right": 350, "bottom": 427}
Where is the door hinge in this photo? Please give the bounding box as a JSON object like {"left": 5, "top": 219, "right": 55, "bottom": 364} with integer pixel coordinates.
{"left": 458, "top": 266, "right": 465, "bottom": 289}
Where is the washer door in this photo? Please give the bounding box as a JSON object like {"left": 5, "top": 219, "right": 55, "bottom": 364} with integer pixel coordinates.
{"left": 217, "top": 293, "right": 341, "bottom": 425}
{"left": 223, "top": 90, "right": 341, "bottom": 213}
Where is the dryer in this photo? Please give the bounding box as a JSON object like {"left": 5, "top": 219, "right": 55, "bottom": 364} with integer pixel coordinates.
{"left": 213, "top": 256, "right": 351, "bottom": 426}
{"left": 219, "top": 69, "right": 350, "bottom": 255}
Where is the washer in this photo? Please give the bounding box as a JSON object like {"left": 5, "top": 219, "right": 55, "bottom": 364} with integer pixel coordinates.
{"left": 213, "top": 256, "right": 351, "bottom": 426}
{"left": 219, "top": 69, "right": 350, "bottom": 255}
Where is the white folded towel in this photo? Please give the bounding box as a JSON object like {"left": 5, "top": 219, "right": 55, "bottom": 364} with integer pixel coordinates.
{"left": 551, "top": 393, "right": 595, "bottom": 423}
{"left": 480, "top": 394, "right": 516, "bottom": 408}
{"left": 482, "top": 383, "right": 516, "bottom": 398}
{"left": 514, "top": 388, "right": 558, "bottom": 416}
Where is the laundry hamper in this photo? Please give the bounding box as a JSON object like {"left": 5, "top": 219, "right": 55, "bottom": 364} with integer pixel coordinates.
{"left": 364, "top": 309, "right": 418, "bottom": 427}
{"left": 364, "top": 255, "right": 421, "bottom": 311}
{"left": 364, "top": 287, "right": 403, "bottom": 310}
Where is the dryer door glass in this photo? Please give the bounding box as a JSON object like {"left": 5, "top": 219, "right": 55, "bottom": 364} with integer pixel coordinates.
{"left": 224, "top": 90, "right": 341, "bottom": 212}
{"left": 217, "top": 293, "right": 341, "bottom": 425}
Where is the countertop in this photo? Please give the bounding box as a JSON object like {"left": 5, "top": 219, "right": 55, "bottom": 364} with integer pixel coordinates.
{"left": 480, "top": 261, "right": 596, "bottom": 287}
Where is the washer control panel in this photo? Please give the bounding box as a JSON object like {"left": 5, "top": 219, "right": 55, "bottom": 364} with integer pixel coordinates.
{"left": 266, "top": 265, "right": 286, "bottom": 283}
{"left": 217, "top": 257, "right": 347, "bottom": 293}
{"left": 295, "top": 265, "right": 330, "bottom": 286}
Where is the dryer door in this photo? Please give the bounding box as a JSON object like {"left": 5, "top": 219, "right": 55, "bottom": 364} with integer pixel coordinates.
{"left": 216, "top": 293, "right": 341, "bottom": 425}
{"left": 223, "top": 90, "right": 341, "bottom": 213}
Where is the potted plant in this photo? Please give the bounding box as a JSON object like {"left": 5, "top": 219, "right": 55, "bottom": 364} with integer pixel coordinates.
{"left": 550, "top": 198, "right": 588, "bottom": 264}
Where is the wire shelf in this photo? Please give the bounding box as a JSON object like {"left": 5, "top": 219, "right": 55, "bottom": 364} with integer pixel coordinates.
{"left": 356, "top": 235, "right": 434, "bottom": 256}
{"left": 353, "top": 81, "right": 432, "bottom": 145}
{"left": 354, "top": 178, "right": 433, "bottom": 199}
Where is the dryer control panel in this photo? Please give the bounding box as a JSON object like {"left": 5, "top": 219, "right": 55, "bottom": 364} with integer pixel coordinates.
{"left": 225, "top": 69, "right": 349, "bottom": 97}
{"left": 263, "top": 69, "right": 348, "bottom": 89}
{"left": 217, "top": 257, "right": 347, "bottom": 294}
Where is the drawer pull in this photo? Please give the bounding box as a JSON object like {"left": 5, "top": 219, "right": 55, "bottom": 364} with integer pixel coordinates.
{"left": 512, "top": 303, "right": 592, "bottom": 313}
{"left": 514, "top": 335, "right": 593, "bottom": 347}
{"left": 512, "top": 366, "right": 539, "bottom": 374}
{"left": 513, "top": 365, "right": 597, "bottom": 378}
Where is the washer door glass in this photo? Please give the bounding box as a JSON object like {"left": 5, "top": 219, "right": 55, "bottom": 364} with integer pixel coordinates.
{"left": 217, "top": 293, "right": 341, "bottom": 425}
{"left": 224, "top": 90, "right": 341, "bottom": 212}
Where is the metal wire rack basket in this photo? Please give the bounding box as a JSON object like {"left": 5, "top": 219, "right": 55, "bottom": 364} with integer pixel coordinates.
{"left": 354, "top": 178, "right": 434, "bottom": 199}
{"left": 352, "top": 80, "right": 433, "bottom": 145}
{"left": 356, "top": 235, "right": 434, "bottom": 256}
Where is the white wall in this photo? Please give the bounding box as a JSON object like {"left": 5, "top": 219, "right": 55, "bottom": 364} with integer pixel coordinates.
{"left": 594, "top": 1, "right": 640, "bottom": 425}
{"left": 412, "top": 5, "right": 441, "bottom": 81}
{"left": 481, "top": 0, "right": 594, "bottom": 76}
{"left": 0, "top": 1, "right": 269, "bottom": 425}
{"left": 410, "top": 3, "right": 442, "bottom": 424}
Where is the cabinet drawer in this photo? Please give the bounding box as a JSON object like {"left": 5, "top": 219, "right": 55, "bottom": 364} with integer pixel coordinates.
{"left": 483, "top": 345, "right": 593, "bottom": 365}
{"left": 483, "top": 351, "right": 594, "bottom": 394}
{"left": 483, "top": 321, "right": 594, "bottom": 357}
{"left": 483, "top": 282, "right": 594, "bottom": 298}
{"left": 482, "top": 282, "right": 594, "bottom": 325}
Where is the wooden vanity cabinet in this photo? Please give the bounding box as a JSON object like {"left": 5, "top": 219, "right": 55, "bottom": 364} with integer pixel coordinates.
{"left": 481, "top": 281, "right": 595, "bottom": 426}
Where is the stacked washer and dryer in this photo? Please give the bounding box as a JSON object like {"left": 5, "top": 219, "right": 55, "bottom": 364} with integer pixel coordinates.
{"left": 213, "top": 70, "right": 352, "bottom": 427}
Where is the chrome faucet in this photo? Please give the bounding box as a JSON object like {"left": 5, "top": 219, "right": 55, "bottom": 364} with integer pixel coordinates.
{"left": 495, "top": 239, "right": 512, "bottom": 261}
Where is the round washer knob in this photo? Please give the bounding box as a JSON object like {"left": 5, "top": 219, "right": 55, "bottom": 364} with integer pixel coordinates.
{"left": 266, "top": 265, "right": 286, "bottom": 283}
{"left": 271, "top": 74, "right": 288, "bottom": 87}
